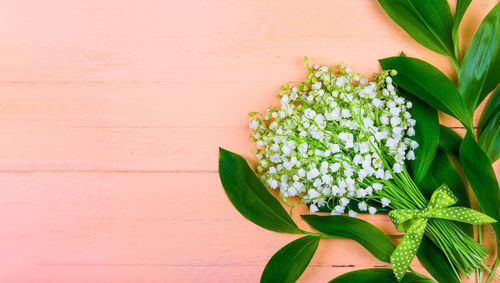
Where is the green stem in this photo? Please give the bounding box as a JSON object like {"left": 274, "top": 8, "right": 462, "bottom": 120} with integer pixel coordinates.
{"left": 449, "top": 55, "right": 461, "bottom": 77}
{"left": 487, "top": 256, "right": 500, "bottom": 283}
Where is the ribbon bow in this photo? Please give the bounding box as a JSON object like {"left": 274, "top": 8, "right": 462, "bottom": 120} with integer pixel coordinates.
{"left": 389, "top": 184, "right": 496, "bottom": 281}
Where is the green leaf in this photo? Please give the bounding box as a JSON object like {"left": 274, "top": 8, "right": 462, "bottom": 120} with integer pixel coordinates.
{"left": 459, "top": 133, "right": 500, "bottom": 254}
{"left": 478, "top": 110, "right": 500, "bottom": 163}
{"left": 459, "top": 2, "right": 500, "bottom": 114}
{"left": 377, "top": 0, "right": 454, "bottom": 56}
{"left": 478, "top": 87, "right": 500, "bottom": 162}
{"left": 379, "top": 56, "right": 472, "bottom": 131}
{"left": 328, "top": 268, "right": 434, "bottom": 283}
{"left": 417, "top": 169, "right": 439, "bottom": 199}
{"left": 417, "top": 235, "right": 460, "bottom": 283}
{"left": 430, "top": 149, "right": 472, "bottom": 236}
{"left": 452, "top": 0, "right": 472, "bottom": 59}
{"left": 430, "top": 150, "right": 470, "bottom": 209}
{"left": 399, "top": 88, "right": 439, "bottom": 185}
{"left": 478, "top": 87, "right": 500, "bottom": 136}
{"left": 218, "top": 148, "right": 301, "bottom": 234}
{"left": 438, "top": 125, "right": 462, "bottom": 158}
{"left": 261, "top": 236, "right": 320, "bottom": 283}
{"left": 301, "top": 215, "right": 395, "bottom": 262}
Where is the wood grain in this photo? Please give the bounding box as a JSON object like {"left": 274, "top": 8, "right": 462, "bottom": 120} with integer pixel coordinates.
{"left": 0, "top": 0, "right": 498, "bottom": 282}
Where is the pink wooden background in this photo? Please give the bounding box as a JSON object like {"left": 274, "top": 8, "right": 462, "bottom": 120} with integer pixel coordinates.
{"left": 0, "top": 0, "right": 498, "bottom": 282}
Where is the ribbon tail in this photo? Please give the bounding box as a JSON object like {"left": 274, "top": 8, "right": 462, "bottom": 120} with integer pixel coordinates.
{"left": 430, "top": 207, "right": 497, "bottom": 225}
{"left": 390, "top": 218, "right": 427, "bottom": 281}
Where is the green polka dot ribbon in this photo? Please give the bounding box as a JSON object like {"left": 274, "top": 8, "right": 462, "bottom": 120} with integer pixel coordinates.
{"left": 388, "top": 184, "right": 496, "bottom": 281}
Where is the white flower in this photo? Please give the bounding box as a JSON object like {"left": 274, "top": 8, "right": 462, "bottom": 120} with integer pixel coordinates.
{"left": 372, "top": 98, "right": 384, "bottom": 108}
{"left": 380, "top": 114, "right": 389, "bottom": 125}
{"left": 407, "top": 150, "right": 415, "bottom": 160}
{"left": 395, "top": 97, "right": 405, "bottom": 105}
{"left": 338, "top": 132, "right": 348, "bottom": 142}
{"left": 390, "top": 116, "right": 401, "bottom": 126}
{"left": 329, "top": 143, "right": 341, "bottom": 153}
{"left": 393, "top": 163, "right": 403, "bottom": 173}
{"left": 308, "top": 189, "right": 321, "bottom": 199}
{"left": 390, "top": 107, "right": 401, "bottom": 116}
{"left": 356, "top": 188, "right": 367, "bottom": 198}
{"left": 410, "top": 140, "right": 419, "bottom": 149}
{"left": 330, "top": 162, "right": 341, "bottom": 172}
{"left": 249, "top": 119, "right": 259, "bottom": 129}
{"left": 315, "top": 114, "right": 327, "bottom": 129}
{"left": 359, "top": 142, "right": 370, "bottom": 154}
{"left": 365, "top": 186, "right": 373, "bottom": 195}
{"left": 334, "top": 205, "right": 345, "bottom": 214}
{"left": 368, "top": 207, "right": 377, "bottom": 215}
{"left": 268, "top": 179, "right": 279, "bottom": 189}
{"left": 353, "top": 154, "right": 363, "bottom": 165}
{"left": 309, "top": 204, "right": 319, "bottom": 213}
{"left": 407, "top": 128, "right": 415, "bottom": 136}
{"left": 384, "top": 170, "right": 393, "bottom": 180}
{"left": 280, "top": 95, "right": 289, "bottom": 105}
{"left": 374, "top": 131, "right": 387, "bottom": 141}
{"left": 363, "top": 118, "right": 374, "bottom": 128}
{"left": 313, "top": 179, "right": 322, "bottom": 188}
{"left": 282, "top": 144, "right": 292, "bottom": 156}
{"left": 293, "top": 182, "right": 305, "bottom": 192}
{"left": 381, "top": 197, "right": 391, "bottom": 207}
{"left": 345, "top": 138, "right": 354, "bottom": 148}
{"left": 372, "top": 183, "right": 383, "bottom": 191}
{"left": 312, "top": 82, "right": 322, "bottom": 90}
{"left": 386, "top": 138, "right": 399, "bottom": 149}
{"left": 297, "top": 169, "right": 306, "bottom": 177}
{"left": 325, "top": 109, "right": 341, "bottom": 121}
{"left": 358, "top": 169, "right": 368, "bottom": 181}
{"left": 331, "top": 185, "right": 340, "bottom": 195}
{"left": 304, "top": 108, "right": 317, "bottom": 119}
{"left": 348, "top": 210, "right": 358, "bottom": 217}
{"left": 307, "top": 168, "right": 320, "bottom": 180}
{"left": 298, "top": 143, "right": 308, "bottom": 155}
{"left": 339, "top": 197, "right": 350, "bottom": 206}
{"left": 341, "top": 108, "right": 352, "bottom": 118}
{"left": 358, "top": 201, "right": 368, "bottom": 211}
{"left": 336, "top": 76, "right": 348, "bottom": 87}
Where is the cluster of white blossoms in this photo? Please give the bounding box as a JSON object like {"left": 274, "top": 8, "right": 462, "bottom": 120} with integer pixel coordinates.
{"left": 249, "top": 59, "right": 418, "bottom": 216}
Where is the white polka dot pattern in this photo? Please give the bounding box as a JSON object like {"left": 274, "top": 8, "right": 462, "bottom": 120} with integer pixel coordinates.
{"left": 388, "top": 184, "right": 496, "bottom": 281}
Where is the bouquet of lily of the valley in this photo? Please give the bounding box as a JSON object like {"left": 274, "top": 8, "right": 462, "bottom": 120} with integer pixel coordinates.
{"left": 219, "top": 1, "right": 500, "bottom": 282}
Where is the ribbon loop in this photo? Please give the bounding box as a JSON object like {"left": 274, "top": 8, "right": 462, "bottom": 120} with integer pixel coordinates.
{"left": 388, "top": 184, "right": 496, "bottom": 281}
{"left": 427, "top": 184, "right": 458, "bottom": 209}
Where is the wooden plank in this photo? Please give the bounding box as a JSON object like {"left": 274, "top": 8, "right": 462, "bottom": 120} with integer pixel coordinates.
{"left": 0, "top": 172, "right": 402, "bottom": 267}
{"left": 1, "top": 126, "right": 497, "bottom": 173}
{"left": 0, "top": 265, "right": 431, "bottom": 283}
{"left": 0, "top": 171, "right": 492, "bottom": 282}
{"left": 0, "top": 0, "right": 495, "bottom": 83}
{"left": 0, "top": 82, "right": 488, "bottom": 129}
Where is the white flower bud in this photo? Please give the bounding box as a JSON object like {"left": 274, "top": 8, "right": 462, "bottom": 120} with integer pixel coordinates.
{"left": 381, "top": 197, "right": 391, "bottom": 207}
{"left": 358, "top": 201, "right": 368, "bottom": 211}
{"left": 309, "top": 204, "right": 319, "bottom": 213}
{"left": 368, "top": 207, "right": 377, "bottom": 215}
